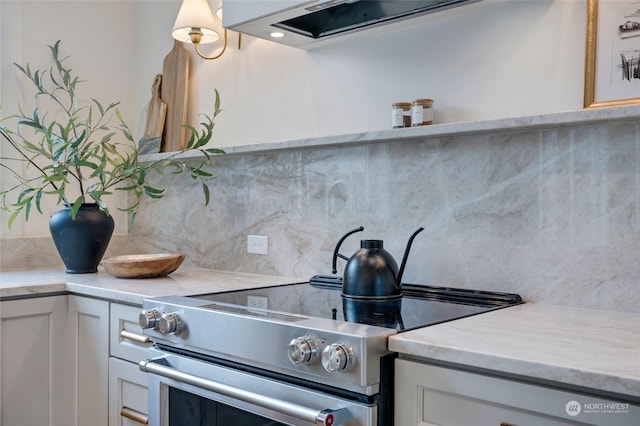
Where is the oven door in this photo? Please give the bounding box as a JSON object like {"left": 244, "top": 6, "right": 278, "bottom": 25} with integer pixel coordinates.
{"left": 141, "top": 347, "right": 378, "bottom": 426}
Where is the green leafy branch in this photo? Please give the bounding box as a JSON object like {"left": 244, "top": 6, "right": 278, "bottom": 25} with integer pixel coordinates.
{"left": 0, "top": 40, "right": 224, "bottom": 231}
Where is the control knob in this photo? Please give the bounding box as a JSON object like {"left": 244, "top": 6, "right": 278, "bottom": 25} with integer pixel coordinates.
{"left": 321, "top": 343, "right": 354, "bottom": 372}
{"left": 139, "top": 308, "right": 162, "bottom": 330}
{"left": 287, "top": 337, "right": 318, "bottom": 365}
{"left": 158, "top": 312, "right": 183, "bottom": 335}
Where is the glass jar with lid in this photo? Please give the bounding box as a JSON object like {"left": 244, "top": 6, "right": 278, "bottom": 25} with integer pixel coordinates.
{"left": 391, "top": 102, "right": 412, "bottom": 128}
{"left": 411, "top": 99, "right": 434, "bottom": 126}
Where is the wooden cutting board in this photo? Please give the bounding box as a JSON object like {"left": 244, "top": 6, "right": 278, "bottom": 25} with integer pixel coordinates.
{"left": 160, "top": 40, "right": 190, "bottom": 152}
{"left": 138, "top": 74, "right": 167, "bottom": 154}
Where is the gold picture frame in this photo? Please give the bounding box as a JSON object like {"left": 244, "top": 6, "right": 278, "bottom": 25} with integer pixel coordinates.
{"left": 584, "top": 0, "right": 640, "bottom": 108}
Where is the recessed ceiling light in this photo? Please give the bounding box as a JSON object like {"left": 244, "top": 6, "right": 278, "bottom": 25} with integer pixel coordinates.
{"left": 270, "top": 31, "right": 285, "bottom": 38}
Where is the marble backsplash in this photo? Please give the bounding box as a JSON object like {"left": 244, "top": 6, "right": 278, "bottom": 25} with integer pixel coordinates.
{"left": 0, "top": 234, "right": 133, "bottom": 271}
{"left": 3, "top": 114, "right": 639, "bottom": 313}
{"left": 127, "top": 118, "right": 639, "bottom": 313}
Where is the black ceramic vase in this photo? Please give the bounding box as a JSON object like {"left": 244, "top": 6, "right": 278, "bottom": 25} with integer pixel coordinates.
{"left": 49, "top": 203, "right": 115, "bottom": 274}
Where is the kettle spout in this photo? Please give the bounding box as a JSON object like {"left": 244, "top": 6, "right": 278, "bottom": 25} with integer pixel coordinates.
{"left": 396, "top": 227, "right": 425, "bottom": 287}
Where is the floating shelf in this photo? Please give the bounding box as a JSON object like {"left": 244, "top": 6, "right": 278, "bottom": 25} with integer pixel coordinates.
{"left": 140, "top": 104, "right": 640, "bottom": 163}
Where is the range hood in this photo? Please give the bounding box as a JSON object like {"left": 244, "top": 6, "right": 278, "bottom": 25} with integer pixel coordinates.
{"left": 222, "top": 0, "right": 480, "bottom": 48}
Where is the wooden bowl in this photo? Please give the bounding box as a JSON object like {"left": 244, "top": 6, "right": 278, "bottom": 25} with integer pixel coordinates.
{"left": 101, "top": 253, "right": 185, "bottom": 278}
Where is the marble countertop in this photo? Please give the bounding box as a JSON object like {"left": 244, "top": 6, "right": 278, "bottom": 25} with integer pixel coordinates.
{"left": 389, "top": 303, "right": 640, "bottom": 399}
{"left": 0, "top": 267, "right": 305, "bottom": 305}
{"left": 2, "top": 268, "right": 638, "bottom": 399}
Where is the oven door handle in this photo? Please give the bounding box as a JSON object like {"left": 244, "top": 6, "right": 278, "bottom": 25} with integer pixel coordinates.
{"left": 139, "top": 358, "right": 352, "bottom": 426}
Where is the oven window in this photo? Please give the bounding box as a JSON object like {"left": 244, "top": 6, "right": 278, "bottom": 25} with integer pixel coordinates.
{"left": 168, "top": 387, "right": 288, "bottom": 426}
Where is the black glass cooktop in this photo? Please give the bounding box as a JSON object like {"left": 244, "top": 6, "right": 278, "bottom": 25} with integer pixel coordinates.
{"left": 191, "top": 276, "right": 522, "bottom": 332}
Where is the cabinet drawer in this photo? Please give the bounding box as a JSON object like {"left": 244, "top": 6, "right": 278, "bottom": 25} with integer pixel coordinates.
{"left": 109, "top": 357, "right": 149, "bottom": 426}
{"left": 395, "top": 359, "right": 639, "bottom": 426}
{"left": 110, "top": 303, "right": 152, "bottom": 363}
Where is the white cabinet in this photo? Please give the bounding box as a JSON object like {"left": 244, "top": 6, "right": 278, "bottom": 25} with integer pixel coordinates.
{"left": 0, "top": 296, "right": 68, "bottom": 426}
{"left": 109, "top": 357, "right": 149, "bottom": 425}
{"left": 67, "top": 295, "right": 110, "bottom": 426}
{"left": 1, "top": 294, "right": 150, "bottom": 425}
{"left": 395, "top": 358, "right": 639, "bottom": 426}
{"left": 109, "top": 303, "right": 151, "bottom": 426}
{"left": 110, "top": 303, "right": 152, "bottom": 364}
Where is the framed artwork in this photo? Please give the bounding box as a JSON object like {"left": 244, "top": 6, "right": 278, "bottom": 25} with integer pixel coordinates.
{"left": 584, "top": 0, "right": 640, "bottom": 108}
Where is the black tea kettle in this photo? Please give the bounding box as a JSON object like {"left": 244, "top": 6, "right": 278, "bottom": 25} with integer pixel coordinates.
{"left": 332, "top": 226, "right": 425, "bottom": 300}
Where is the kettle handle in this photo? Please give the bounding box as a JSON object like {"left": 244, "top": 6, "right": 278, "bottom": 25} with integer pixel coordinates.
{"left": 331, "top": 226, "right": 364, "bottom": 274}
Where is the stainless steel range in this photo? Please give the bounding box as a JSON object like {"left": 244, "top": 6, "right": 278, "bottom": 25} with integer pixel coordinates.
{"left": 138, "top": 277, "right": 522, "bottom": 426}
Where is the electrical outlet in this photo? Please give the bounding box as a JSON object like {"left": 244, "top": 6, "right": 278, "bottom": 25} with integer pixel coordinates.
{"left": 247, "top": 295, "right": 268, "bottom": 310}
{"left": 247, "top": 235, "right": 268, "bottom": 255}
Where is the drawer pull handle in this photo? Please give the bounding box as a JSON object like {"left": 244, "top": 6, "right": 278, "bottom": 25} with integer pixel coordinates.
{"left": 500, "top": 423, "right": 518, "bottom": 426}
{"left": 120, "top": 406, "right": 148, "bottom": 424}
{"left": 120, "top": 330, "right": 150, "bottom": 344}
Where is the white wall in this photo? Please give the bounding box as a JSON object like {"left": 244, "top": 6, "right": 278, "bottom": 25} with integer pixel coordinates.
{"left": 1, "top": 0, "right": 587, "bottom": 237}
{"left": 173, "top": 0, "right": 587, "bottom": 146}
